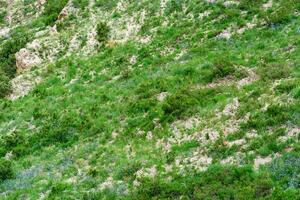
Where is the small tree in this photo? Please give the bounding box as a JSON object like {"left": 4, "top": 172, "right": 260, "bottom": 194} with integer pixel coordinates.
{"left": 96, "top": 21, "right": 110, "bottom": 45}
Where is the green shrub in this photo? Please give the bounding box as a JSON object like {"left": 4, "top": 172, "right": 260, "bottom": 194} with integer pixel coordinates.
{"left": 0, "top": 26, "right": 33, "bottom": 98}
{"left": 243, "top": 105, "right": 292, "bottom": 130}
{"left": 162, "top": 87, "right": 223, "bottom": 121}
{"left": 0, "top": 10, "right": 6, "bottom": 24}
{"left": 23, "top": 0, "right": 35, "bottom": 6}
{"left": 95, "top": 0, "right": 117, "bottom": 10}
{"left": 134, "top": 165, "right": 273, "bottom": 199}
{"left": 73, "top": 0, "right": 89, "bottom": 10}
{"left": 268, "top": 153, "right": 300, "bottom": 189}
{"left": 116, "top": 162, "right": 141, "bottom": 180}
{"left": 0, "top": 158, "right": 14, "bottom": 182}
{"left": 258, "top": 63, "right": 291, "bottom": 81}
{"left": 0, "top": 70, "right": 10, "bottom": 98}
{"left": 264, "top": 0, "right": 296, "bottom": 25}
{"left": 42, "top": 0, "right": 68, "bottom": 26}
{"left": 96, "top": 22, "right": 110, "bottom": 44}
{"left": 165, "top": 0, "right": 183, "bottom": 15}
{"left": 211, "top": 57, "right": 241, "bottom": 80}
{"left": 275, "top": 79, "right": 300, "bottom": 95}
{"left": 239, "top": 0, "right": 262, "bottom": 14}
{"left": 0, "top": 26, "right": 33, "bottom": 76}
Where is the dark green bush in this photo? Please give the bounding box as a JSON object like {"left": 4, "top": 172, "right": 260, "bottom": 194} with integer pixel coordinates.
{"left": 95, "top": 0, "right": 117, "bottom": 10}
{"left": 0, "top": 26, "right": 33, "bottom": 98}
{"left": 269, "top": 153, "right": 300, "bottom": 189}
{"left": 162, "top": 89, "right": 199, "bottom": 120}
{"left": 96, "top": 22, "right": 110, "bottom": 44}
{"left": 162, "top": 87, "right": 220, "bottom": 121}
{"left": 0, "top": 26, "right": 32, "bottom": 77}
{"left": 212, "top": 57, "right": 237, "bottom": 80}
{"left": 275, "top": 79, "right": 300, "bottom": 95}
{"left": 165, "top": 0, "right": 183, "bottom": 15}
{"left": 24, "top": 0, "right": 35, "bottom": 6}
{"left": 0, "top": 70, "right": 10, "bottom": 98}
{"left": 116, "top": 162, "right": 141, "bottom": 180}
{"left": 0, "top": 158, "right": 14, "bottom": 182}
{"left": 242, "top": 105, "right": 292, "bottom": 130}
{"left": 0, "top": 10, "right": 6, "bottom": 24}
{"left": 73, "top": 0, "right": 89, "bottom": 10}
{"left": 41, "top": 0, "right": 68, "bottom": 26}
{"left": 258, "top": 63, "right": 291, "bottom": 81}
{"left": 134, "top": 165, "right": 274, "bottom": 199}
{"left": 264, "top": 0, "right": 296, "bottom": 25}
{"left": 238, "top": 0, "right": 262, "bottom": 14}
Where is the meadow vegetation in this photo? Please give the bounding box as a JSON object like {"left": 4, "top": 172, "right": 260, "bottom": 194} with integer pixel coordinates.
{"left": 0, "top": 0, "right": 299, "bottom": 199}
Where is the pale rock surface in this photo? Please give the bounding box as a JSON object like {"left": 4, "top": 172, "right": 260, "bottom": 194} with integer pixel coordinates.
{"left": 0, "top": 27, "right": 10, "bottom": 38}
{"left": 15, "top": 48, "right": 42, "bottom": 74}
{"left": 254, "top": 156, "right": 272, "bottom": 169}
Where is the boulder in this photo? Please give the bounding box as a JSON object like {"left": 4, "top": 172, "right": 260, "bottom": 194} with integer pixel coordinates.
{"left": 15, "top": 48, "right": 42, "bottom": 74}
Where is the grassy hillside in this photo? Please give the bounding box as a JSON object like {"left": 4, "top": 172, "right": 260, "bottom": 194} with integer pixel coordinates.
{"left": 0, "top": 0, "right": 299, "bottom": 199}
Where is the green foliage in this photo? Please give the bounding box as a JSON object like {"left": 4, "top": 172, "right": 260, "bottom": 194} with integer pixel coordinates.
{"left": 165, "top": 0, "right": 183, "bottom": 15}
{"left": 73, "top": 0, "right": 89, "bottom": 10}
{"left": 0, "top": 69, "right": 10, "bottom": 98}
{"left": 264, "top": 0, "right": 296, "bottom": 25}
{"left": 1, "top": 131, "right": 28, "bottom": 157}
{"left": 161, "top": 87, "right": 222, "bottom": 121}
{"left": 0, "top": 159, "right": 13, "bottom": 182}
{"left": 134, "top": 165, "right": 273, "bottom": 199}
{"left": 95, "top": 0, "right": 118, "bottom": 10}
{"left": 212, "top": 57, "right": 238, "bottom": 80}
{"left": 269, "top": 153, "right": 300, "bottom": 189}
{"left": 258, "top": 63, "right": 291, "bottom": 81}
{"left": 96, "top": 22, "right": 110, "bottom": 44}
{"left": 242, "top": 104, "right": 293, "bottom": 130}
{"left": 116, "top": 162, "right": 141, "bottom": 181}
{"left": 41, "top": 0, "right": 68, "bottom": 26}
{"left": 0, "top": 26, "right": 33, "bottom": 97}
{"left": 0, "top": 0, "right": 300, "bottom": 198}
{"left": 0, "top": 10, "right": 6, "bottom": 24}
{"left": 275, "top": 79, "right": 300, "bottom": 95}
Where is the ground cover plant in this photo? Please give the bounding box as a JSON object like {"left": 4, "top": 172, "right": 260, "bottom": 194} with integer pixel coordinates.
{"left": 0, "top": 0, "right": 299, "bottom": 199}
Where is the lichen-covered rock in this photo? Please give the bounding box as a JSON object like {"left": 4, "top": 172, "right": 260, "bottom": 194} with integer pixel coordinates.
{"left": 15, "top": 48, "right": 42, "bottom": 74}
{"left": 0, "top": 27, "right": 10, "bottom": 38}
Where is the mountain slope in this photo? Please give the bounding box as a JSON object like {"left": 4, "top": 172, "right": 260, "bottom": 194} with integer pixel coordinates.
{"left": 0, "top": 0, "right": 300, "bottom": 199}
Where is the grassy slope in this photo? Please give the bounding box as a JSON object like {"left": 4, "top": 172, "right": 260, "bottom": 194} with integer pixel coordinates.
{"left": 0, "top": 0, "right": 300, "bottom": 199}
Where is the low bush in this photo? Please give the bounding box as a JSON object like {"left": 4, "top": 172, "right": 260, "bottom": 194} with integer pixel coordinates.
{"left": 211, "top": 57, "right": 246, "bottom": 80}
{"left": 133, "top": 165, "right": 274, "bottom": 199}
{"left": 268, "top": 153, "right": 300, "bottom": 189}
{"left": 165, "top": 0, "right": 183, "bottom": 15}
{"left": 0, "top": 26, "right": 33, "bottom": 97}
{"left": 95, "top": 0, "right": 117, "bottom": 10}
{"left": 0, "top": 10, "right": 6, "bottom": 24}
{"left": 258, "top": 63, "right": 291, "bottom": 81}
{"left": 73, "top": 0, "right": 89, "bottom": 10}
{"left": 96, "top": 22, "right": 110, "bottom": 45}
{"left": 162, "top": 87, "right": 221, "bottom": 121}
{"left": 242, "top": 105, "right": 292, "bottom": 130}
{"left": 41, "top": 0, "right": 68, "bottom": 26}
{"left": 264, "top": 0, "right": 296, "bottom": 25}
{"left": 0, "top": 158, "right": 14, "bottom": 182}
{"left": 0, "top": 70, "right": 10, "bottom": 98}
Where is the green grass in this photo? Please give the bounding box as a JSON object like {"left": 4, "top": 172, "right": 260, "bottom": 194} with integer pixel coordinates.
{"left": 0, "top": 0, "right": 299, "bottom": 199}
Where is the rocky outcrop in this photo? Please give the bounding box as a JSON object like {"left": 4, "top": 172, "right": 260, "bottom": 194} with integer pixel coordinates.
{"left": 15, "top": 48, "right": 42, "bottom": 74}
{"left": 0, "top": 27, "right": 10, "bottom": 38}
{"left": 58, "top": 0, "right": 76, "bottom": 21}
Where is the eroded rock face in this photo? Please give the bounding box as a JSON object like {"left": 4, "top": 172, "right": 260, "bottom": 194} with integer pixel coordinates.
{"left": 57, "top": 0, "right": 76, "bottom": 21}
{"left": 15, "top": 48, "right": 42, "bottom": 74}
{"left": 0, "top": 27, "right": 10, "bottom": 38}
